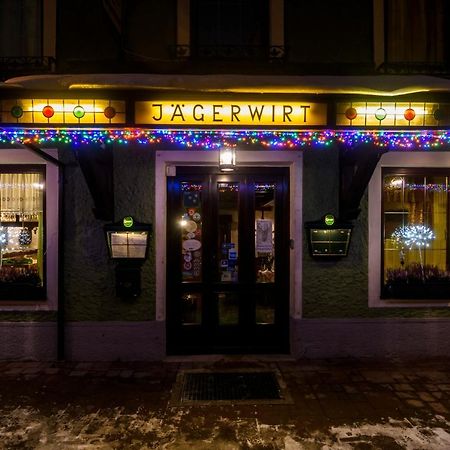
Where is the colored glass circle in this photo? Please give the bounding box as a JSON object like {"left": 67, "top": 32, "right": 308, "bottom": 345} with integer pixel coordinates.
{"left": 324, "top": 214, "right": 335, "bottom": 226}
{"left": 375, "top": 108, "right": 387, "bottom": 121}
{"left": 344, "top": 107, "right": 357, "bottom": 121}
{"left": 42, "top": 105, "right": 54, "bottom": 118}
{"left": 73, "top": 105, "right": 85, "bottom": 119}
{"left": 123, "top": 216, "right": 134, "bottom": 228}
{"left": 434, "top": 109, "right": 444, "bottom": 121}
{"left": 104, "top": 106, "right": 116, "bottom": 119}
{"left": 10, "top": 105, "right": 23, "bottom": 119}
{"left": 404, "top": 108, "right": 415, "bottom": 121}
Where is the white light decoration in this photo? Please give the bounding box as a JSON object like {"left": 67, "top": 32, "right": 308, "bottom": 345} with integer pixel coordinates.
{"left": 392, "top": 224, "right": 435, "bottom": 249}
{"left": 0, "top": 226, "right": 8, "bottom": 246}
{"left": 219, "top": 147, "right": 236, "bottom": 172}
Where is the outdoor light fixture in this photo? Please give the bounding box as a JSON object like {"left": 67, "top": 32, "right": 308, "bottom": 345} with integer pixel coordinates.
{"left": 304, "top": 214, "right": 353, "bottom": 257}
{"left": 219, "top": 147, "right": 236, "bottom": 172}
{"left": 104, "top": 216, "right": 152, "bottom": 298}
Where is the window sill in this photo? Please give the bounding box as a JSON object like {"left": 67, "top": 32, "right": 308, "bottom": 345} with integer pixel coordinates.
{"left": 382, "top": 283, "right": 450, "bottom": 301}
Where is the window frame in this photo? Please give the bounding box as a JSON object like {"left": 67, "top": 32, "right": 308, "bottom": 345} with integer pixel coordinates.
{"left": 0, "top": 148, "right": 58, "bottom": 311}
{"left": 368, "top": 151, "right": 450, "bottom": 308}
{"left": 0, "top": 164, "right": 47, "bottom": 300}
{"left": 381, "top": 167, "right": 450, "bottom": 299}
{"left": 176, "top": 0, "right": 284, "bottom": 59}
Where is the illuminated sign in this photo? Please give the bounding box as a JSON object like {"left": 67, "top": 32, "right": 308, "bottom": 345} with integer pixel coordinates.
{"left": 0, "top": 99, "right": 126, "bottom": 124}
{"left": 336, "top": 102, "right": 450, "bottom": 127}
{"left": 135, "top": 101, "right": 327, "bottom": 127}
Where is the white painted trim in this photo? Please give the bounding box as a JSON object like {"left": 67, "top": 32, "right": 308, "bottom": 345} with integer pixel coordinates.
{"left": 0, "top": 148, "right": 59, "bottom": 311}
{"left": 155, "top": 150, "right": 303, "bottom": 323}
{"left": 368, "top": 151, "right": 450, "bottom": 308}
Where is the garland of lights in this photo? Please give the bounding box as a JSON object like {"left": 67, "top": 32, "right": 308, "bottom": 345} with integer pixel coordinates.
{"left": 2, "top": 128, "right": 450, "bottom": 150}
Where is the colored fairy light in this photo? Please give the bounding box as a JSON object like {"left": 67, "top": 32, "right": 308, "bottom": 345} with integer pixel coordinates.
{"left": 375, "top": 108, "right": 387, "bottom": 121}
{"left": 1, "top": 128, "right": 450, "bottom": 150}
{"left": 10, "top": 105, "right": 23, "bottom": 119}
{"left": 344, "top": 107, "right": 357, "bottom": 121}
{"left": 392, "top": 225, "right": 435, "bottom": 250}
{"left": 42, "top": 105, "right": 55, "bottom": 119}
{"left": 104, "top": 106, "right": 116, "bottom": 119}
{"left": 404, "top": 108, "right": 415, "bottom": 121}
{"left": 73, "top": 105, "right": 85, "bottom": 119}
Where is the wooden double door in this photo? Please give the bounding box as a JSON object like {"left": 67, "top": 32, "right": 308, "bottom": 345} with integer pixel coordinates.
{"left": 167, "top": 167, "right": 290, "bottom": 354}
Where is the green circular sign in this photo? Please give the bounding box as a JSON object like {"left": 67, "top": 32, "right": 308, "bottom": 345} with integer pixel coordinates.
{"left": 123, "top": 216, "right": 134, "bottom": 228}
{"left": 324, "top": 214, "right": 335, "bottom": 226}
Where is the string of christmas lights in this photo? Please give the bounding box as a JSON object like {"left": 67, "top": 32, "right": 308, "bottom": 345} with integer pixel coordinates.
{"left": 1, "top": 128, "right": 450, "bottom": 150}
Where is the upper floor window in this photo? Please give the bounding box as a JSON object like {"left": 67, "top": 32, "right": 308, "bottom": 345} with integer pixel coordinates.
{"left": 0, "top": 167, "right": 46, "bottom": 300}
{"left": 382, "top": 169, "right": 449, "bottom": 299}
{"left": 190, "top": 0, "right": 269, "bottom": 59}
{"left": 0, "top": 0, "right": 43, "bottom": 57}
{"left": 385, "top": 0, "right": 445, "bottom": 65}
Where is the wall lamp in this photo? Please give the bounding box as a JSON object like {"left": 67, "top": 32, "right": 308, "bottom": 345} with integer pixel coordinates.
{"left": 219, "top": 147, "right": 236, "bottom": 172}
{"left": 104, "top": 216, "right": 152, "bottom": 298}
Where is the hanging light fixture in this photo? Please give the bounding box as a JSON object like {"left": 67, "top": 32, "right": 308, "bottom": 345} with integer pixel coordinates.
{"left": 219, "top": 147, "right": 236, "bottom": 172}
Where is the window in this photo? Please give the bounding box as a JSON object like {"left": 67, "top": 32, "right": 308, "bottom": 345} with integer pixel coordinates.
{"left": 0, "top": 166, "right": 46, "bottom": 299}
{"left": 385, "top": 0, "right": 445, "bottom": 65}
{"left": 190, "top": 0, "right": 269, "bottom": 59}
{"left": 0, "top": 0, "right": 43, "bottom": 57}
{"left": 382, "top": 169, "right": 450, "bottom": 299}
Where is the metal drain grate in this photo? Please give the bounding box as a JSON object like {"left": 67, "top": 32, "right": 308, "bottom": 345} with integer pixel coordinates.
{"left": 180, "top": 371, "right": 282, "bottom": 401}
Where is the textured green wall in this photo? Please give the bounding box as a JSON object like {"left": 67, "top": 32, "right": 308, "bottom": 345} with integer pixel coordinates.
{"left": 63, "top": 144, "right": 156, "bottom": 321}
{"left": 302, "top": 146, "right": 450, "bottom": 318}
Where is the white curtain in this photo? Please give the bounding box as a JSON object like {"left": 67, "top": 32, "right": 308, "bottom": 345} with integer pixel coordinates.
{"left": 0, "top": 173, "right": 43, "bottom": 216}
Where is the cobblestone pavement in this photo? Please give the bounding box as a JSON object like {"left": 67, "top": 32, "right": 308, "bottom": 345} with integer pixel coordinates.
{"left": 1, "top": 357, "right": 450, "bottom": 449}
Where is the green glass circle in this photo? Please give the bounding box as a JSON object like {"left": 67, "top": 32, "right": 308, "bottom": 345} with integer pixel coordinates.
{"left": 123, "top": 216, "right": 134, "bottom": 228}
{"left": 10, "top": 105, "right": 23, "bottom": 119}
{"left": 375, "top": 108, "right": 387, "bottom": 121}
{"left": 324, "top": 214, "right": 335, "bottom": 226}
{"left": 73, "top": 105, "right": 85, "bottom": 119}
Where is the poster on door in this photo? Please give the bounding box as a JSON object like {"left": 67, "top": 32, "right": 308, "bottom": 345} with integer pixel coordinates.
{"left": 256, "top": 219, "right": 273, "bottom": 254}
{"left": 181, "top": 187, "right": 202, "bottom": 282}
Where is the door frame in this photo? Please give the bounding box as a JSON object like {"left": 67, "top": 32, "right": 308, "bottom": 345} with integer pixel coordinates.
{"left": 155, "top": 150, "right": 303, "bottom": 354}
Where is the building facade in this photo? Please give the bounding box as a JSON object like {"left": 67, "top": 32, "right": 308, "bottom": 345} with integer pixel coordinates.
{"left": 0, "top": 0, "right": 450, "bottom": 360}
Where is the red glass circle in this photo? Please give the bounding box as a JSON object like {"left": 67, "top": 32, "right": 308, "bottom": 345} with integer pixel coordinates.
{"left": 104, "top": 106, "right": 116, "bottom": 119}
{"left": 344, "top": 107, "right": 357, "bottom": 121}
{"left": 404, "top": 108, "right": 416, "bottom": 121}
{"left": 42, "top": 105, "right": 54, "bottom": 118}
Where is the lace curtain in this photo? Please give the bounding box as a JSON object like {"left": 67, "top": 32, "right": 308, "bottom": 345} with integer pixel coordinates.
{"left": 0, "top": 173, "right": 43, "bottom": 218}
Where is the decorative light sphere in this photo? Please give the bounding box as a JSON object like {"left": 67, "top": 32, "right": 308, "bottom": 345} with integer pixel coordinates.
{"left": 18, "top": 228, "right": 32, "bottom": 246}
{"left": 392, "top": 224, "right": 435, "bottom": 249}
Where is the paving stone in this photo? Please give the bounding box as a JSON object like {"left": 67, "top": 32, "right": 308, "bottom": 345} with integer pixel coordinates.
{"left": 417, "top": 391, "right": 436, "bottom": 402}
{"left": 69, "top": 371, "right": 87, "bottom": 377}
{"left": 429, "top": 402, "right": 449, "bottom": 414}
{"left": 405, "top": 399, "right": 425, "bottom": 408}
{"left": 393, "top": 383, "right": 414, "bottom": 392}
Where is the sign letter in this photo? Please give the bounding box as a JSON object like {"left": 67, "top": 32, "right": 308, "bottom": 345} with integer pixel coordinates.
{"left": 152, "top": 104, "right": 162, "bottom": 121}
{"left": 193, "top": 104, "right": 204, "bottom": 121}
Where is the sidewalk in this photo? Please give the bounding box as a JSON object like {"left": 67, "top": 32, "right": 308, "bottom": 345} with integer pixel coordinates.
{"left": 1, "top": 357, "right": 450, "bottom": 449}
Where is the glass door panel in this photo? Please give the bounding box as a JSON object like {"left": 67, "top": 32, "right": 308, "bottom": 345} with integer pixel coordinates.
{"left": 181, "top": 182, "right": 203, "bottom": 283}
{"left": 255, "top": 183, "right": 275, "bottom": 283}
{"left": 218, "top": 182, "right": 239, "bottom": 283}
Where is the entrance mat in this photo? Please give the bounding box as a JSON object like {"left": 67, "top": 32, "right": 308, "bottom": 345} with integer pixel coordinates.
{"left": 170, "top": 368, "right": 293, "bottom": 405}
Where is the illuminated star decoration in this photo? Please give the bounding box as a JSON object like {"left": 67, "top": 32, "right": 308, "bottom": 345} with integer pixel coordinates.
{"left": 392, "top": 225, "right": 435, "bottom": 249}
